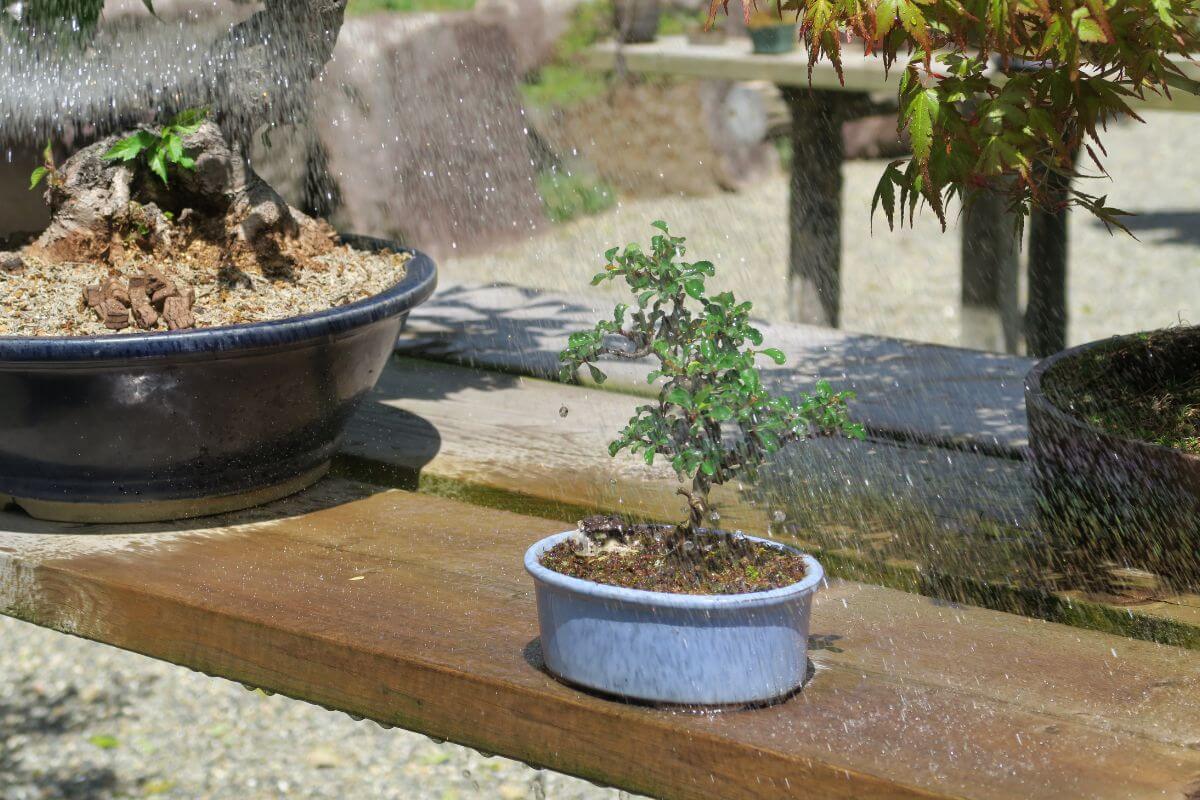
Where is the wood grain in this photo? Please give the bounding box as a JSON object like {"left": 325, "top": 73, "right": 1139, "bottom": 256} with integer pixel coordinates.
{"left": 4, "top": 485, "right": 1200, "bottom": 799}
{"left": 346, "top": 357, "right": 1200, "bottom": 643}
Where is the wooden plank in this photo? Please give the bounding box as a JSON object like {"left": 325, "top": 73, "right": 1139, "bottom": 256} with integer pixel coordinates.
{"left": 583, "top": 37, "right": 1200, "bottom": 113}
{"left": 397, "top": 283, "right": 1034, "bottom": 453}
{"left": 5, "top": 483, "right": 1200, "bottom": 800}
{"left": 345, "top": 357, "right": 1200, "bottom": 645}
{"left": 583, "top": 37, "right": 900, "bottom": 95}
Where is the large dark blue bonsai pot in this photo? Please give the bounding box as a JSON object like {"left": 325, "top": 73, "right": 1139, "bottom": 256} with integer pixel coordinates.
{"left": 0, "top": 235, "right": 436, "bottom": 522}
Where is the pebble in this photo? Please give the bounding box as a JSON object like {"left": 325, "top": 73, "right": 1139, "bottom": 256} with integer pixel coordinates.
{"left": 0, "top": 246, "right": 409, "bottom": 338}
{"left": 0, "top": 251, "right": 25, "bottom": 272}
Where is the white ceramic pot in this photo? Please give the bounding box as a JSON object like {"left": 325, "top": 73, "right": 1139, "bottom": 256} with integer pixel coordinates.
{"left": 525, "top": 531, "right": 823, "bottom": 705}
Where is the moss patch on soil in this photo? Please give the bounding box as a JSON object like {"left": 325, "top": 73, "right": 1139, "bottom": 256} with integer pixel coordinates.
{"left": 0, "top": 246, "right": 409, "bottom": 337}
{"left": 1044, "top": 329, "right": 1200, "bottom": 455}
{"left": 541, "top": 517, "right": 808, "bottom": 594}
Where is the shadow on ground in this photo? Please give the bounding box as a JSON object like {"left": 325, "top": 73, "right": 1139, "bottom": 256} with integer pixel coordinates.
{"left": 0, "top": 675, "right": 124, "bottom": 799}
{"left": 1096, "top": 210, "right": 1200, "bottom": 246}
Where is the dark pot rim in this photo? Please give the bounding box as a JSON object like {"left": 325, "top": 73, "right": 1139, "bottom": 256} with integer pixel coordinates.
{"left": 0, "top": 234, "right": 437, "bottom": 363}
{"left": 1025, "top": 326, "right": 1200, "bottom": 461}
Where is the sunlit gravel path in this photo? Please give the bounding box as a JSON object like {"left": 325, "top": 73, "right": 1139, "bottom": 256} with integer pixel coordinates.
{"left": 445, "top": 110, "right": 1200, "bottom": 350}
{"left": 0, "top": 615, "right": 631, "bottom": 800}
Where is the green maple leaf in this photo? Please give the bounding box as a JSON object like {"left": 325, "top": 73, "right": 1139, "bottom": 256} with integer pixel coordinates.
{"left": 102, "top": 131, "right": 157, "bottom": 163}
{"left": 904, "top": 87, "right": 939, "bottom": 163}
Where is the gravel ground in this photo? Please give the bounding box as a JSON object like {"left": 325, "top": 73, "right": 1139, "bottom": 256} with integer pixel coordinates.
{"left": 0, "top": 247, "right": 409, "bottom": 338}
{"left": 444, "top": 110, "right": 1200, "bottom": 349}
{"left": 0, "top": 615, "right": 632, "bottom": 800}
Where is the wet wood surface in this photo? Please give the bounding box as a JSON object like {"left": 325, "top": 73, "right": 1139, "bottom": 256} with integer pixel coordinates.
{"left": 4, "top": 481, "right": 1200, "bottom": 800}
{"left": 347, "top": 357, "right": 1200, "bottom": 643}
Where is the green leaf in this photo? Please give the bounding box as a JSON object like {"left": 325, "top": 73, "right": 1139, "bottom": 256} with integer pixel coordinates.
{"left": 1164, "top": 72, "right": 1200, "bottom": 97}
{"left": 665, "top": 387, "right": 692, "bottom": 408}
{"left": 760, "top": 347, "right": 787, "bottom": 365}
{"left": 29, "top": 166, "right": 47, "bottom": 190}
{"left": 871, "top": 165, "right": 898, "bottom": 229}
{"left": 89, "top": 734, "right": 119, "bottom": 750}
{"left": 650, "top": 219, "right": 669, "bottom": 232}
{"left": 709, "top": 405, "right": 733, "bottom": 421}
{"left": 169, "top": 107, "right": 208, "bottom": 136}
{"left": 148, "top": 147, "right": 168, "bottom": 184}
{"left": 163, "top": 133, "right": 184, "bottom": 163}
{"left": 141, "top": 0, "right": 156, "bottom": 14}
{"left": 41, "top": 139, "right": 52, "bottom": 162}
{"left": 699, "top": 458, "right": 716, "bottom": 476}
{"left": 684, "top": 279, "right": 705, "bottom": 300}
{"left": 904, "top": 86, "right": 939, "bottom": 163}
{"left": 1076, "top": 16, "right": 1105, "bottom": 42}
{"left": 896, "top": 0, "right": 930, "bottom": 48}
{"left": 875, "top": 0, "right": 898, "bottom": 37}
{"left": 102, "top": 131, "right": 156, "bottom": 162}
{"left": 586, "top": 364, "right": 607, "bottom": 385}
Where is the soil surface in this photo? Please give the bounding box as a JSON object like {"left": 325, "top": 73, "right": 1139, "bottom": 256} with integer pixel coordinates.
{"left": 1044, "top": 329, "right": 1200, "bottom": 455}
{"left": 541, "top": 516, "right": 808, "bottom": 595}
{"left": 0, "top": 245, "right": 409, "bottom": 337}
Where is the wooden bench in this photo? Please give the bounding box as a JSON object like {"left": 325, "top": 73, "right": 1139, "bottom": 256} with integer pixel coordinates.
{"left": 5, "top": 291, "right": 1200, "bottom": 799}
{"left": 584, "top": 36, "right": 1200, "bottom": 355}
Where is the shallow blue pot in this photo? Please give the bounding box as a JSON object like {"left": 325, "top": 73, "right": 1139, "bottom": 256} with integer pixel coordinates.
{"left": 525, "top": 531, "right": 823, "bottom": 706}
{"left": 0, "top": 235, "right": 436, "bottom": 522}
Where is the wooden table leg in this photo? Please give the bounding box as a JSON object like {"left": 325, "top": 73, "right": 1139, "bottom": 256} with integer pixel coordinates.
{"left": 781, "top": 87, "right": 845, "bottom": 327}
{"left": 1025, "top": 169, "right": 1074, "bottom": 357}
{"left": 961, "top": 191, "right": 1021, "bottom": 353}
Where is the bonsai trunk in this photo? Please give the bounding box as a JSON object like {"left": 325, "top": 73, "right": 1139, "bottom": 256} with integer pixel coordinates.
{"left": 31, "top": 121, "right": 335, "bottom": 271}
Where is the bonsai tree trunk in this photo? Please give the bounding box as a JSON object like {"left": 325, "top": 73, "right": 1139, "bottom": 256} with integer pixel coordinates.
{"left": 20, "top": 1, "right": 349, "bottom": 269}
{"left": 31, "top": 122, "right": 335, "bottom": 270}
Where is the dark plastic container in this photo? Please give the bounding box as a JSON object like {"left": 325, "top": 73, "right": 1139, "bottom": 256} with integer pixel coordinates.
{"left": 0, "top": 236, "right": 436, "bottom": 522}
{"left": 1025, "top": 327, "right": 1200, "bottom": 586}
{"left": 749, "top": 24, "right": 797, "bottom": 55}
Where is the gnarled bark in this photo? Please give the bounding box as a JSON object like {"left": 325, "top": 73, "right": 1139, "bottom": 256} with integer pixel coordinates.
{"left": 31, "top": 121, "right": 335, "bottom": 271}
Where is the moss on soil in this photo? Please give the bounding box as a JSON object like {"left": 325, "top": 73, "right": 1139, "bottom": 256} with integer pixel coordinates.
{"left": 1044, "top": 329, "right": 1200, "bottom": 455}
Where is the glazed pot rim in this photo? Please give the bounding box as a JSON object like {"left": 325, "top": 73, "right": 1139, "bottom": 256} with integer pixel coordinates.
{"left": 0, "top": 234, "right": 436, "bottom": 362}
{"left": 1025, "top": 326, "right": 1200, "bottom": 461}
{"left": 524, "top": 530, "right": 824, "bottom": 610}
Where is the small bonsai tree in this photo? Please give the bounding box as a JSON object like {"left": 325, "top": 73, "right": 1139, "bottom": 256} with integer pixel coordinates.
{"left": 560, "top": 221, "right": 864, "bottom": 545}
